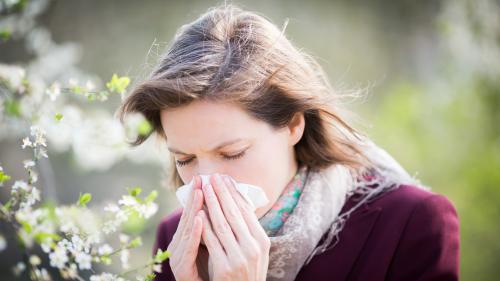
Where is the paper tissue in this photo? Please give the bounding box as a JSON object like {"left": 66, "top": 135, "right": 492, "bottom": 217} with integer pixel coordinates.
{"left": 175, "top": 174, "right": 269, "bottom": 212}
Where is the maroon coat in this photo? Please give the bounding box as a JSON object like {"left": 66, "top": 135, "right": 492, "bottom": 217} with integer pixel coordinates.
{"left": 152, "top": 184, "right": 460, "bottom": 281}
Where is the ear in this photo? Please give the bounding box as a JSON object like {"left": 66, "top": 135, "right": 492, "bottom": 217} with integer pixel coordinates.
{"left": 287, "top": 112, "right": 305, "bottom": 146}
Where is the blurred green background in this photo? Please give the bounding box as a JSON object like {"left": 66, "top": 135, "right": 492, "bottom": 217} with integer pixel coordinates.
{"left": 1, "top": 0, "right": 499, "bottom": 280}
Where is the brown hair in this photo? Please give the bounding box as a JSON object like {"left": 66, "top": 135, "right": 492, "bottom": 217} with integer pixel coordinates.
{"left": 117, "top": 3, "right": 374, "bottom": 189}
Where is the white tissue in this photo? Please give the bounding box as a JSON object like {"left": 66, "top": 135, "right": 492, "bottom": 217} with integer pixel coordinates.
{"left": 175, "top": 174, "right": 269, "bottom": 211}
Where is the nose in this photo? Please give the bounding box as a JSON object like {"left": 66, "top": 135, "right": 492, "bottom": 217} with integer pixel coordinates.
{"left": 196, "top": 161, "right": 226, "bottom": 181}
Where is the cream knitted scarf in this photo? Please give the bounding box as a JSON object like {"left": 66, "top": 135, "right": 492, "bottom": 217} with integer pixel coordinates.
{"left": 262, "top": 137, "right": 430, "bottom": 281}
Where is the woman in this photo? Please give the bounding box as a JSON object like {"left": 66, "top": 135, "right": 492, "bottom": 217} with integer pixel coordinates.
{"left": 118, "top": 3, "right": 460, "bottom": 281}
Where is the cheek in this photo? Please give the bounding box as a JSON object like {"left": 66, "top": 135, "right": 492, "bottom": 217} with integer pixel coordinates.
{"left": 232, "top": 150, "right": 282, "bottom": 197}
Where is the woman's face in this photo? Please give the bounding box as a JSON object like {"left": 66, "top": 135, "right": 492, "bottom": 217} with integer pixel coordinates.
{"left": 160, "top": 99, "right": 305, "bottom": 218}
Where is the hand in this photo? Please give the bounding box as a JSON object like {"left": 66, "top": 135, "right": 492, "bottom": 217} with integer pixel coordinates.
{"left": 198, "top": 173, "right": 270, "bottom": 281}
{"left": 167, "top": 175, "right": 205, "bottom": 281}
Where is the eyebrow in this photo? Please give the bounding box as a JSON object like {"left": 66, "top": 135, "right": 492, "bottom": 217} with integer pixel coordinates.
{"left": 168, "top": 138, "right": 246, "bottom": 155}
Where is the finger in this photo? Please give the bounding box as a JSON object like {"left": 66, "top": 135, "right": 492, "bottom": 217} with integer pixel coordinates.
{"left": 169, "top": 176, "right": 195, "bottom": 255}
{"left": 180, "top": 212, "right": 203, "bottom": 266}
{"left": 198, "top": 210, "right": 227, "bottom": 264}
{"left": 177, "top": 175, "right": 201, "bottom": 232}
{"left": 223, "top": 175, "right": 269, "bottom": 241}
{"left": 171, "top": 177, "right": 203, "bottom": 253}
{"left": 210, "top": 173, "right": 252, "bottom": 242}
{"left": 201, "top": 182, "right": 241, "bottom": 257}
{"left": 182, "top": 187, "right": 204, "bottom": 239}
{"left": 170, "top": 186, "right": 203, "bottom": 254}
{"left": 222, "top": 176, "right": 264, "bottom": 281}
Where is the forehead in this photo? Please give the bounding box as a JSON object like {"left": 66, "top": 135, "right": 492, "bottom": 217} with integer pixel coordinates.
{"left": 160, "top": 100, "right": 267, "bottom": 149}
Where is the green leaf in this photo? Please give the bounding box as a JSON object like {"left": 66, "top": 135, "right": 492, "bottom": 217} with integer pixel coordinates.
{"left": 4, "top": 98, "right": 21, "bottom": 117}
{"left": 20, "top": 221, "right": 32, "bottom": 234}
{"left": 106, "top": 74, "right": 130, "bottom": 94}
{"left": 145, "top": 273, "right": 156, "bottom": 281}
{"left": 87, "top": 93, "right": 96, "bottom": 101}
{"left": 34, "top": 232, "right": 61, "bottom": 244}
{"left": 71, "top": 85, "right": 83, "bottom": 94}
{"left": 100, "top": 255, "right": 112, "bottom": 265}
{"left": 145, "top": 190, "right": 158, "bottom": 204}
{"left": 0, "top": 30, "right": 11, "bottom": 41}
{"left": 0, "top": 171, "right": 11, "bottom": 185}
{"left": 129, "top": 237, "right": 142, "bottom": 248}
{"left": 4, "top": 200, "right": 12, "bottom": 211}
{"left": 128, "top": 187, "right": 142, "bottom": 197}
{"left": 137, "top": 119, "right": 152, "bottom": 136}
{"left": 54, "top": 113, "right": 63, "bottom": 121}
{"left": 154, "top": 249, "right": 171, "bottom": 263}
{"left": 77, "top": 192, "right": 92, "bottom": 207}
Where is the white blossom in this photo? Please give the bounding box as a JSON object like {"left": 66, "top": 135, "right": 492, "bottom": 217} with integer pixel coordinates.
{"left": 86, "top": 233, "right": 101, "bottom": 245}
{"left": 118, "top": 195, "right": 138, "bottom": 207}
{"left": 63, "top": 263, "right": 79, "bottom": 280}
{"left": 137, "top": 202, "right": 158, "bottom": 219}
{"left": 102, "top": 219, "right": 120, "bottom": 235}
{"left": 34, "top": 268, "right": 51, "bottom": 281}
{"left": 0, "top": 64, "right": 26, "bottom": 91}
{"left": 98, "top": 244, "right": 113, "bottom": 256}
{"left": 49, "top": 246, "right": 68, "bottom": 269}
{"left": 153, "top": 263, "right": 162, "bottom": 273}
{"left": 30, "top": 125, "right": 47, "bottom": 147}
{"left": 120, "top": 248, "right": 130, "bottom": 270}
{"left": 28, "top": 187, "right": 41, "bottom": 203}
{"left": 41, "top": 241, "right": 52, "bottom": 253}
{"left": 20, "top": 186, "right": 41, "bottom": 209}
{"left": 23, "top": 160, "right": 35, "bottom": 169}
{"left": 46, "top": 82, "right": 61, "bottom": 101}
{"left": 85, "top": 80, "right": 95, "bottom": 91}
{"left": 37, "top": 147, "right": 49, "bottom": 158}
{"left": 60, "top": 220, "right": 79, "bottom": 234}
{"left": 119, "top": 233, "right": 129, "bottom": 244}
{"left": 12, "top": 180, "right": 29, "bottom": 193}
{"left": 31, "top": 171, "right": 39, "bottom": 183}
{"left": 75, "top": 251, "right": 92, "bottom": 270}
{"left": 22, "top": 137, "right": 33, "bottom": 149}
{"left": 29, "top": 255, "right": 41, "bottom": 266}
{"left": 71, "top": 114, "right": 127, "bottom": 171}
{"left": 104, "top": 203, "right": 120, "bottom": 213}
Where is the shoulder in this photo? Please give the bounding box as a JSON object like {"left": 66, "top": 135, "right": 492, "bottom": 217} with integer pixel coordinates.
{"left": 361, "top": 183, "right": 459, "bottom": 221}
{"left": 372, "top": 184, "right": 460, "bottom": 280}
{"left": 379, "top": 183, "right": 460, "bottom": 236}
{"left": 153, "top": 208, "right": 183, "bottom": 254}
{"left": 365, "top": 183, "right": 460, "bottom": 239}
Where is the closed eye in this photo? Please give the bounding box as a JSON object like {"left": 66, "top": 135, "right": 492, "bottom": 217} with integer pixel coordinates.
{"left": 175, "top": 150, "right": 247, "bottom": 167}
